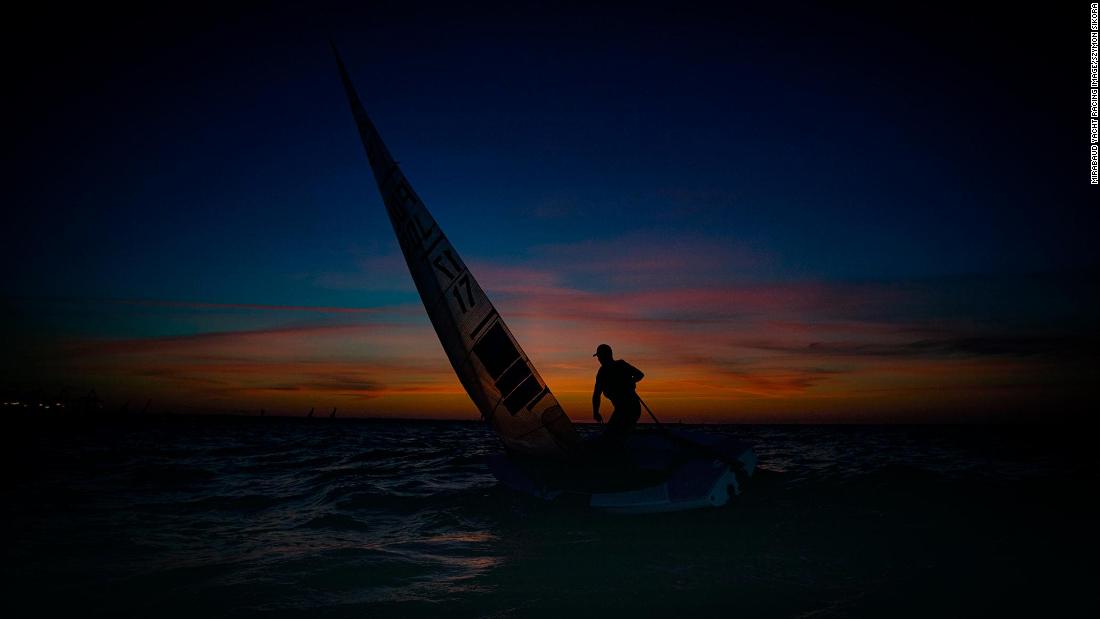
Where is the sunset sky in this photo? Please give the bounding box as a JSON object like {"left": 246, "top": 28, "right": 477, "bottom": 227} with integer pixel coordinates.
{"left": 4, "top": 2, "right": 1096, "bottom": 421}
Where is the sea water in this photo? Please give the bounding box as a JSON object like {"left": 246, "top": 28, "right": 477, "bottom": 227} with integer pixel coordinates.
{"left": 2, "top": 418, "right": 1092, "bottom": 617}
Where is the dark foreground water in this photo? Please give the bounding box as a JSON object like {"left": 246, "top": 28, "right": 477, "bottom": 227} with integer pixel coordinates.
{"left": 1, "top": 417, "right": 1093, "bottom": 618}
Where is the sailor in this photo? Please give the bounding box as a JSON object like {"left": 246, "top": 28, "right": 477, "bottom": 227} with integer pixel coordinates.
{"left": 591, "top": 344, "right": 645, "bottom": 448}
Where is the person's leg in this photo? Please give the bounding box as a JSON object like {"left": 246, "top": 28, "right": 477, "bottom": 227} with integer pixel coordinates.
{"left": 604, "top": 401, "right": 641, "bottom": 447}
{"left": 602, "top": 408, "right": 631, "bottom": 449}
{"left": 616, "top": 401, "right": 641, "bottom": 434}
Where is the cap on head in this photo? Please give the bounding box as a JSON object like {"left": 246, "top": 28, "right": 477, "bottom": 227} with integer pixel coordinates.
{"left": 593, "top": 343, "right": 613, "bottom": 358}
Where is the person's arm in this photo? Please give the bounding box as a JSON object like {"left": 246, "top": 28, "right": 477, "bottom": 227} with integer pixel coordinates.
{"left": 624, "top": 361, "right": 644, "bottom": 383}
{"left": 592, "top": 376, "right": 603, "bottom": 423}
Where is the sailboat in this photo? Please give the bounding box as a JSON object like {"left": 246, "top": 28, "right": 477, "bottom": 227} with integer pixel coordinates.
{"left": 333, "top": 46, "right": 756, "bottom": 513}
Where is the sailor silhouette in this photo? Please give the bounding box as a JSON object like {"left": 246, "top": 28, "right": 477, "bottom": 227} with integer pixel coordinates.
{"left": 591, "top": 344, "right": 645, "bottom": 448}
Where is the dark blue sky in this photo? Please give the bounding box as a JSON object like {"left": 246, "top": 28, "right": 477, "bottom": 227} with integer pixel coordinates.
{"left": 8, "top": 1, "right": 1095, "bottom": 296}
{"left": 4, "top": 2, "right": 1096, "bottom": 419}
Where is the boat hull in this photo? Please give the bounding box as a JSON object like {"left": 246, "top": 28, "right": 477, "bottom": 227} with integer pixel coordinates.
{"left": 487, "top": 428, "right": 756, "bottom": 514}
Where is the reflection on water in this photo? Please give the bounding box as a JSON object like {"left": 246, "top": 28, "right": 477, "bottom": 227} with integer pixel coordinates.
{"left": 2, "top": 418, "right": 1092, "bottom": 617}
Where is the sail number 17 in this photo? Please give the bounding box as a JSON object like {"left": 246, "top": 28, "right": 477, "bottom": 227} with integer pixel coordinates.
{"left": 432, "top": 249, "right": 477, "bottom": 314}
{"left": 452, "top": 274, "right": 475, "bottom": 313}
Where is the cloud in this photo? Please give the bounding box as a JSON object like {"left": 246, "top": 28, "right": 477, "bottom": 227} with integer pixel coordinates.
{"left": 64, "top": 323, "right": 390, "bottom": 358}
{"left": 751, "top": 335, "right": 1095, "bottom": 360}
{"left": 7, "top": 296, "right": 414, "bottom": 315}
{"left": 311, "top": 251, "right": 415, "bottom": 291}
{"left": 523, "top": 232, "right": 777, "bottom": 287}
{"left": 10, "top": 263, "right": 1093, "bottom": 420}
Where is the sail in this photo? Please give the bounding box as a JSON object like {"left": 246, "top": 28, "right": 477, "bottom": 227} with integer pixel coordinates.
{"left": 333, "top": 47, "right": 582, "bottom": 459}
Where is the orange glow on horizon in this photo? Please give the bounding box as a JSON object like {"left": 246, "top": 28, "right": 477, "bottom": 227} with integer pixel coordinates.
{"left": 15, "top": 251, "right": 1087, "bottom": 423}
